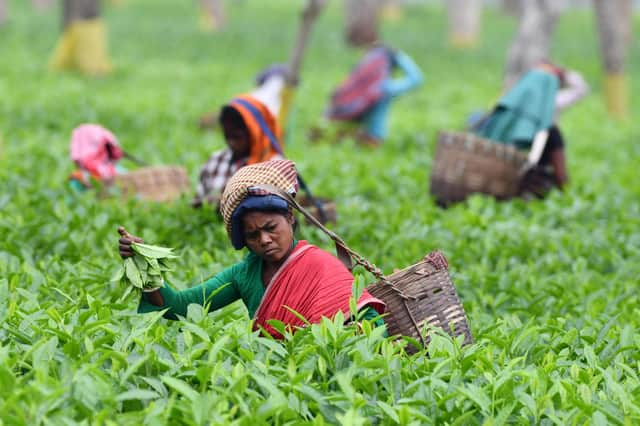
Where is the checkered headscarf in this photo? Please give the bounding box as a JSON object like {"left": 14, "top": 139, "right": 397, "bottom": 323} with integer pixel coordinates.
{"left": 220, "top": 159, "right": 299, "bottom": 241}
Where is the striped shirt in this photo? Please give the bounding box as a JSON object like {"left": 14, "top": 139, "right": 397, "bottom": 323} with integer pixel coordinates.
{"left": 194, "top": 149, "right": 244, "bottom": 206}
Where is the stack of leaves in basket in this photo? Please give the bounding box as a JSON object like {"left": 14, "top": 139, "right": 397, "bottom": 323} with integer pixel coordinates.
{"left": 113, "top": 243, "right": 178, "bottom": 300}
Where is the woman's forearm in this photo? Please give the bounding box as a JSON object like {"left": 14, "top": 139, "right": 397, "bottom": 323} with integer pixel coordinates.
{"left": 384, "top": 51, "right": 424, "bottom": 97}
{"left": 555, "top": 71, "right": 589, "bottom": 113}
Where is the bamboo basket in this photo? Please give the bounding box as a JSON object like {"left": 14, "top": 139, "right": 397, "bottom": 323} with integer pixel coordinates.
{"left": 429, "top": 131, "right": 528, "bottom": 205}
{"left": 112, "top": 166, "right": 190, "bottom": 202}
{"left": 367, "top": 251, "right": 473, "bottom": 353}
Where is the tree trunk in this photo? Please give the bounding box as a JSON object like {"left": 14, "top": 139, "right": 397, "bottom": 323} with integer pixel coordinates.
{"left": 381, "top": 0, "right": 403, "bottom": 22}
{"left": 344, "top": 0, "right": 383, "bottom": 47}
{"left": 50, "top": 0, "right": 112, "bottom": 75}
{"left": 287, "top": 0, "right": 327, "bottom": 86}
{"left": 501, "top": 0, "right": 520, "bottom": 17}
{"left": 199, "top": 0, "right": 225, "bottom": 32}
{"left": 446, "top": 0, "right": 482, "bottom": 48}
{"left": 280, "top": 0, "right": 328, "bottom": 129}
{"left": 593, "top": 0, "right": 629, "bottom": 118}
{"left": 621, "top": 0, "right": 633, "bottom": 46}
{"left": 0, "top": 0, "right": 7, "bottom": 26}
{"left": 63, "top": 0, "right": 99, "bottom": 28}
{"left": 504, "top": 0, "right": 566, "bottom": 88}
{"left": 33, "top": 0, "right": 55, "bottom": 11}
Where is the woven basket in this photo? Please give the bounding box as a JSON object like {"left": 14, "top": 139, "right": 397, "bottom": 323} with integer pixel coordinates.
{"left": 430, "top": 131, "right": 528, "bottom": 205}
{"left": 367, "top": 251, "right": 473, "bottom": 353}
{"left": 298, "top": 195, "right": 337, "bottom": 224}
{"left": 112, "top": 166, "right": 190, "bottom": 202}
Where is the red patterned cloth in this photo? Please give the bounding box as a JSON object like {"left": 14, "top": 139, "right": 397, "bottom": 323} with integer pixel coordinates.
{"left": 326, "top": 46, "right": 392, "bottom": 120}
{"left": 254, "top": 241, "right": 385, "bottom": 338}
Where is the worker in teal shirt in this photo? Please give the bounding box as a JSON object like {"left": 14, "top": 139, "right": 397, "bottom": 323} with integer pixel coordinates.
{"left": 474, "top": 62, "right": 589, "bottom": 189}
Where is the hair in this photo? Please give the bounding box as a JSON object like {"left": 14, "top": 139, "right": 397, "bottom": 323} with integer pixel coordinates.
{"left": 218, "top": 105, "right": 247, "bottom": 131}
{"left": 104, "top": 141, "right": 117, "bottom": 160}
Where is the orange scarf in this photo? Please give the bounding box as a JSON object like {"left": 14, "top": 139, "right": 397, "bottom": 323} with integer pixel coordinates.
{"left": 229, "top": 95, "right": 283, "bottom": 165}
{"left": 254, "top": 241, "right": 385, "bottom": 338}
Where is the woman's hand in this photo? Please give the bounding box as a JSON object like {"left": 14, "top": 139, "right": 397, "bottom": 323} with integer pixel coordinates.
{"left": 117, "top": 226, "right": 143, "bottom": 259}
{"left": 117, "top": 227, "right": 165, "bottom": 306}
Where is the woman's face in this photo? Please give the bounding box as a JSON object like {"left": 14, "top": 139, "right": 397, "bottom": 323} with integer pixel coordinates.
{"left": 242, "top": 211, "right": 294, "bottom": 264}
{"left": 222, "top": 119, "right": 251, "bottom": 159}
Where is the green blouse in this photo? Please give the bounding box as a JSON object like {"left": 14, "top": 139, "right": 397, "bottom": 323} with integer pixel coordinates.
{"left": 138, "top": 244, "right": 384, "bottom": 327}
{"left": 138, "top": 250, "right": 265, "bottom": 319}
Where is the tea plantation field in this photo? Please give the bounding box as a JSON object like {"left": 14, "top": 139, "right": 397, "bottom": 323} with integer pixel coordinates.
{"left": 0, "top": 1, "right": 638, "bottom": 424}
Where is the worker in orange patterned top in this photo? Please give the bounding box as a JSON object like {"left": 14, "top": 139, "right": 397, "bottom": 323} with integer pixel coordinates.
{"left": 192, "top": 95, "right": 284, "bottom": 208}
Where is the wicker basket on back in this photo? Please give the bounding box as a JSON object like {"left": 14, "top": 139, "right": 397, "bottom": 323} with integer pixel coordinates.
{"left": 367, "top": 252, "right": 473, "bottom": 351}
{"left": 430, "top": 131, "right": 528, "bottom": 205}
{"left": 254, "top": 184, "right": 473, "bottom": 354}
{"left": 112, "top": 166, "right": 190, "bottom": 202}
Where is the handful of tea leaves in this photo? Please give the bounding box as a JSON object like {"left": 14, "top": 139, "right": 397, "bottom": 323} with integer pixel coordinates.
{"left": 113, "top": 242, "right": 178, "bottom": 300}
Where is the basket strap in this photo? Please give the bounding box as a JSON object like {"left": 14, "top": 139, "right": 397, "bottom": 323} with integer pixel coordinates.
{"left": 252, "top": 184, "right": 388, "bottom": 281}
{"left": 122, "top": 150, "right": 148, "bottom": 167}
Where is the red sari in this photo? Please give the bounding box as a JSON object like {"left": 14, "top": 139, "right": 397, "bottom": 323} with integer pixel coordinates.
{"left": 254, "top": 241, "right": 385, "bottom": 338}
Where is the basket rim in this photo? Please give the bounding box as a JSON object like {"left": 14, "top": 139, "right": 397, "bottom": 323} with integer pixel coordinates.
{"left": 381, "top": 257, "right": 442, "bottom": 282}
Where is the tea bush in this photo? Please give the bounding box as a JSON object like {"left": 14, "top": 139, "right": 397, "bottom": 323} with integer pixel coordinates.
{"left": 0, "top": 1, "right": 638, "bottom": 424}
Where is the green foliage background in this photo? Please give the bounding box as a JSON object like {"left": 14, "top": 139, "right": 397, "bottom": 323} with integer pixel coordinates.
{"left": 0, "top": 0, "right": 638, "bottom": 424}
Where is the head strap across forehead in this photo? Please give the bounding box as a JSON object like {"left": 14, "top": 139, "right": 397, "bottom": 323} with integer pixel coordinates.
{"left": 220, "top": 159, "right": 299, "bottom": 243}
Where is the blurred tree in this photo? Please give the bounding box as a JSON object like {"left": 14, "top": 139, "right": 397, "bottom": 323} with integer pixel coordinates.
{"left": 594, "top": 0, "right": 630, "bottom": 118}
{"left": 381, "top": 0, "right": 403, "bottom": 22}
{"left": 446, "top": 0, "right": 482, "bottom": 48}
{"left": 344, "top": 0, "right": 383, "bottom": 47}
{"left": 0, "top": 0, "right": 7, "bottom": 26}
{"left": 621, "top": 0, "right": 633, "bottom": 46}
{"left": 33, "top": 0, "right": 55, "bottom": 11}
{"left": 504, "top": 0, "right": 566, "bottom": 88}
{"left": 49, "top": 0, "right": 112, "bottom": 75}
{"left": 501, "top": 0, "right": 520, "bottom": 17}
{"left": 280, "top": 0, "right": 328, "bottom": 125}
{"left": 198, "top": 0, "right": 327, "bottom": 132}
{"left": 199, "top": 0, "right": 225, "bottom": 32}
